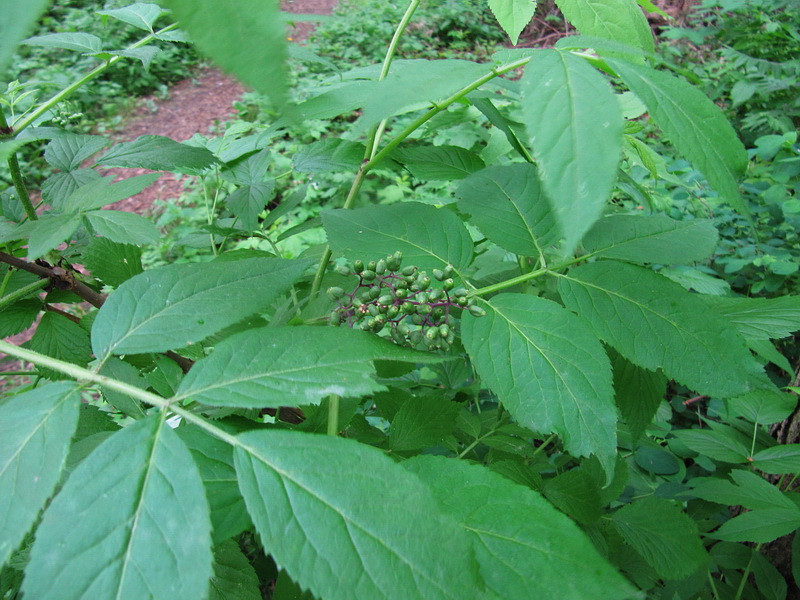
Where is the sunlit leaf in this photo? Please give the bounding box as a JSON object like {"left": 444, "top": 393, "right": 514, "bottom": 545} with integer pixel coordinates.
{"left": 488, "top": 0, "right": 537, "bottom": 45}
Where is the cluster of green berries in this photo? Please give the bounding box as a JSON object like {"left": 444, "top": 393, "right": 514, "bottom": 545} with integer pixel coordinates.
{"left": 327, "top": 251, "right": 485, "bottom": 351}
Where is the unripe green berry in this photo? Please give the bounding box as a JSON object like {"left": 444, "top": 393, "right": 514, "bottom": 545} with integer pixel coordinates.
{"left": 469, "top": 305, "right": 487, "bottom": 317}
{"left": 368, "top": 286, "right": 381, "bottom": 299}
{"left": 354, "top": 260, "right": 364, "bottom": 273}
{"left": 416, "top": 291, "right": 428, "bottom": 304}
{"left": 361, "top": 270, "right": 377, "bottom": 281}
{"left": 439, "top": 324, "right": 450, "bottom": 338}
{"left": 390, "top": 327, "right": 406, "bottom": 345}
{"left": 392, "top": 251, "right": 403, "bottom": 267}
{"left": 432, "top": 268, "right": 445, "bottom": 281}
{"left": 453, "top": 287, "right": 468, "bottom": 298}
{"left": 368, "top": 304, "right": 380, "bottom": 317}
{"left": 397, "top": 322, "right": 410, "bottom": 336}
{"left": 367, "top": 261, "right": 377, "bottom": 272}
{"left": 336, "top": 265, "right": 351, "bottom": 276}
{"left": 329, "top": 311, "right": 342, "bottom": 326}
{"left": 443, "top": 264, "right": 454, "bottom": 278}
{"left": 401, "top": 266, "right": 416, "bottom": 276}
{"left": 417, "top": 303, "right": 432, "bottom": 316}
{"left": 387, "top": 305, "right": 399, "bottom": 319}
{"left": 395, "top": 288, "right": 408, "bottom": 299}
{"left": 424, "top": 327, "right": 438, "bottom": 342}
{"left": 442, "top": 278, "right": 454, "bottom": 291}
{"left": 378, "top": 294, "right": 394, "bottom": 306}
{"left": 402, "top": 301, "right": 415, "bottom": 314}
{"left": 428, "top": 288, "right": 442, "bottom": 302}
{"left": 327, "top": 286, "right": 345, "bottom": 301}
{"left": 411, "top": 313, "right": 424, "bottom": 325}
{"left": 375, "top": 259, "right": 387, "bottom": 275}
{"left": 409, "top": 330, "right": 423, "bottom": 345}
{"left": 457, "top": 296, "right": 468, "bottom": 307}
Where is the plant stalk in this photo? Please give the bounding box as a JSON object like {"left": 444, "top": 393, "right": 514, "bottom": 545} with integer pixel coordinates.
{"left": 0, "top": 111, "right": 37, "bottom": 221}
{"left": 0, "top": 278, "right": 48, "bottom": 310}
{"left": 12, "top": 23, "right": 179, "bottom": 135}
{"left": 327, "top": 395, "right": 340, "bottom": 436}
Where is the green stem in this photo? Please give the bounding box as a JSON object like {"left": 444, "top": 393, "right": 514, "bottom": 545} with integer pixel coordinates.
{"left": 0, "top": 278, "right": 48, "bottom": 309}
{"left": 365, "top": 0, "right": 421, "bottom": 158}
{"left": 0, "top": 339, "right": 243, "bottom": 448}
{"left": 0, "top": 111, "right": 37, "bottom": 221}
{"left": 327, "top": 395, "right": 340, "bottom": 436}
{"left": 733, "top": 544, "right": 760, "bottom": 600}
{"left": 531, "top": 433, "right": 558, "bottom": 459}
{"left": 363, "top": 58, "right": 531, "bottom": 174}
{"left": 12, "top": 23, "right": 178, "bottom": 135}
{"left": 472, "top": 254, "right": 589, "bottom": 297}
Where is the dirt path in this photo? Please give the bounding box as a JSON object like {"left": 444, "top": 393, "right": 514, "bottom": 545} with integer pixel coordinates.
{"left": 105, "top": 0, "right": 339, "bottom": 214}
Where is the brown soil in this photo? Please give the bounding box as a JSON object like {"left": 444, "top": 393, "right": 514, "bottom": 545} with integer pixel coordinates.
{"left": 103, "top": 0, "right": 340, "bottom": 215}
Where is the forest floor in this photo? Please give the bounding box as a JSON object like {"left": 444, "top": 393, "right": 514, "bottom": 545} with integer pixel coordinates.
{"left": 104, "top": 0, "right": 339, "bottom": 214}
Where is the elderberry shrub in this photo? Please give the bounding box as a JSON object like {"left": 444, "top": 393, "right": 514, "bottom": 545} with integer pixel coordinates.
{"left": 327, "top": 251, "right": 485, "bottom": 351}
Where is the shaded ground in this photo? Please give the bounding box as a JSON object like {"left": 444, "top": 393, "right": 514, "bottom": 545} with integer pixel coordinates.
{"left": 104, "top": 0, "right": 339, "bottom": 214}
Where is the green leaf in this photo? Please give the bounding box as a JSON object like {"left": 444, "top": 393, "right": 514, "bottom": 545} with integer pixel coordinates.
{"left": 0, "top": 299, "right": 39, "bottom": 337}
{"left": 221, "top": 149, "right": 270, "bottom": 183}
{"left": 0, "top": 0, "right": 51, "bottom": 79}
{"left": 0, "top": 383, "right": 80, "bottom": 568}
{"left": 85, "top": 210, "right": 161, "bottom": 245}
{"left": 488, "top": 0, "right": 537, "bottom": 45}
{"left": 90, "top": 46, "right": 161, "bottom": 69}
{"left": 159, "top": 0, "right": 288, "bottom": 107}
{"left": 22, "top": 32, "right": 103, "bottom": 53}
{"left": 542, "top": 469, "right": 603, "bottom": 524}
{"left": 558, "top": 261, "right": 760, "bottom": 397}
{"left": 44, "top": 134, "right": 108, "bottom": 171}
{"left": 41, "top": 169, "right": 102, "bottom": 207}
{"left": 606, "top": 59, "right": 748, "bottom": 214}
{"left": 687, "top": 470, "right": 796, "bottom": 511}
{"left": 673, "top": 428, "right": 750, "bottom": 463}
{"left": 98, "top": 135, "right": 219, "bottom": 174}
{"left": 728, "top": 388, "right": 797, "bottom": 426}
{"left": 208, "top": 540, "right": 261, "bottom": 600}
{"left": 521, "top": 49, "right": 623, "bottom": 252}
{"left": 611, "top": 497, "right": 708, "bottom": 579}
{"left": 176, "top": 326, "right": 443, "bottom": 407}
{"left": 357, "top": 59, "right": 489, "bottom": 129}
{"left": 227, "top": 182, "right": 274, "bottom": 230}
{"left": 177, "top": 427, "right": 251, "bottom": 544}
{"left": 554, "top": 0, "right": 654, "bottom": 54}
{"left": 96, "top": 3, "right": 167, "bottom": 31}
{"left": 712, "top": 508, "right": 800, "bottom": 544}
{"left": 462, "top": 294, "right": 617, "bottom": 477}
{"left": 610, "top": 350, "right": 666, "bottom": 441}
{"left": 404, "top": 456, "right": 634, "bottom": 600}
{"left": 98, "top": 358, "right": 148, "bottom": 419}
{"left": 59, "top": 174, "right": 160, "bottom": 213}
{"left": 81, "top": 237, "right": 144, "bottom": 287}
{"left": 91, "top": 257, "right": 312, "bottom": 358}
{"left": 389, "top": 395, "right": 460, "bottom": 451}
{"left": 751, "top": 445, "right": 800, "bottom": 475}
{"left": 23, "top": 416, "right": 213, "bottom": 600}
{"left": 704, "top": 296, "right": 800, "bottom": 341}
{"left": 323, "top": 202, "right": 473, "bottom": 275}
{"left": 293, "top": 139, "right": 365, "bottom": 173}
{"left": 287, "top": 80, "right": 374, "bottom": 123}
{"left": 456, "top": 163, "right": 560, "bottom": 256}
{"left": 392, "top": 145, "right": 485, "bottom": 181}
{"left": 583, "top": 214, "right": 719, "bottom": 264}
{"left": 27, "top": 312, "right": 92, "bottom": 372}
{"left": 273, "top": 571, "right": 316, "bottom": 600}
{"left": 16, "top": 213, "right": 81, "bottom": 260}
{"left": 233, "top": 430, "right": 480, "bottom": 600}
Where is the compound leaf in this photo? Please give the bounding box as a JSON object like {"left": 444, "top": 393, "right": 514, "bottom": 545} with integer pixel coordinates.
{"left": 456, "top": 163, "right": 560, "bottom": 257}
{"left": 234, "top": 429, "right": 480, "bottom": 600}
{"left": 23, "top": 416, "right": 213, "bottom": 600}
{"left": 521, "top": 49, "right": 623, "bottom": 253}
{"left": 607, "top": 59, "right": 748, "bottom": 214}
{"left": 554, "top": 0, "right": 654, "bottom": 53}
{"left": 404, "top": 456, "right": 634, "bottom": 600}
{"left": 558, "top": 261, "right": 760, "bottom": 397}
{"left": 0, "top": 383, "right": 80, "bottom": 568}
{"left": 462, "top": 294, "right": 617, "bottom": 477}
{"left": 91, "top": 257, "right": 312, "bottom": 358}
{"left": 583, "top": 214, "right": 718, "bottom": 264}
{"left": 323, "top": 202, "right": 473, "bottom": 275}
{"left": 176, "top": 327, "right": 444, "bottom": 407}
